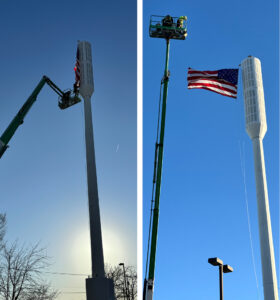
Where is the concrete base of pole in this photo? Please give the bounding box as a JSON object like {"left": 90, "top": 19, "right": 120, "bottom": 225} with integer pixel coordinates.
{"left": 86, "top": 277, "right": 116, "bottom": 300}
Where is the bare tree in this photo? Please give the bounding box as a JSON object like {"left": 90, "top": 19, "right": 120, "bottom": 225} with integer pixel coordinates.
{"left": 0, "top": 242, "right": 58, "bottom": 300}
{"left": 21, "top": 284, "right": 58, "bottom": 300}
{"left": 106, "top": 264, "right": 137, "bottom": 300}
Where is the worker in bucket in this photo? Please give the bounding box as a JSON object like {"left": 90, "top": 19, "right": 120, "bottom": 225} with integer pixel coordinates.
{"left": 162, "top": 15, "right": 173, "bottom": 27}
{"left": 177, "top": 16, "right": 187, "bottom": 28}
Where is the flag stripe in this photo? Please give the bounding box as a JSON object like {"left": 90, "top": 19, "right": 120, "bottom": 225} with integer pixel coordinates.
{"left": 188, "top": 79, "right": 237, "bottom": 92}
{"left": 188, "top": 85, "right": 237, "bottom": 98}
{"left": 188, "top": 69, "right": 218, "bottom": 75}
{"left": 188, "top": 82, "right": 237, "bottom": 94}
{"left": 188, "top": 77, "right": 237, "bottom": 88}
{"left": 188, "top": 75, "right": 218, "bottom": 80}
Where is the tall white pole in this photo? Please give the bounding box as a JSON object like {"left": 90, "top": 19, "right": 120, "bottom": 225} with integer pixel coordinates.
{"left": 78, "top": 41, "right": 115, "bottom": 300}
{"left": 241, "top": 56, "right": 278, "bottom": 300}
{"left": 83, "top": 95, "right": 105, "bottom": 278}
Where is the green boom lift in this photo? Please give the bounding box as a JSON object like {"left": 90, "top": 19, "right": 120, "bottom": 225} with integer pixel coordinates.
{"left": 0, "top": 76, "right": 81, "bottom": 159}
{"left": 144, "top": 15, "right": 187, "bottom": 300}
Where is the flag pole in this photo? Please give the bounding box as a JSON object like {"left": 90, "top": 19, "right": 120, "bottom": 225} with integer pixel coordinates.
{"left": 77, "top": 40, "right": 115, "bottom": 300}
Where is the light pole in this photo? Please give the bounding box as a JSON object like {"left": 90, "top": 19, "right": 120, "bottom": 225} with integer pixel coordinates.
{"left": 208, "top": 257, "right": 233, "bottom": 300}
{"left": 119, "top": 263, "right": 129, "bottom": 300}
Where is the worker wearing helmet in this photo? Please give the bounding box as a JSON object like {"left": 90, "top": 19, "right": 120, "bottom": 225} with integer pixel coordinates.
{"left": 162, "top": 15, "right": 173, "bottom": 27}
{"left": 177, "top": 16, "right": 187, "bottom": 28}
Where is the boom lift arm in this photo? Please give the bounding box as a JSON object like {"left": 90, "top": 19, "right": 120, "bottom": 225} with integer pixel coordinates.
{"left": 0, "top": 75, "right": 81, "bottom": 158}
{"left": 144, "top": 15, "right": 187, "bottom": 300}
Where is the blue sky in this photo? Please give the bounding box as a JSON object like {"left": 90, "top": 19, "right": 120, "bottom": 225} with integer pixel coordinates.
{"left": 143, "top": 1, "right": 279, "bottom": 300}
{"left": 0, "top": 1, "right": 136, "bottom": 299}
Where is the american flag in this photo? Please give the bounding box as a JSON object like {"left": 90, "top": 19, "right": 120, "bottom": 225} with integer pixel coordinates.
{"left": 74, "top": 47, "right": 80, "bottom": 87}
{"left": 187, "top": 68, "right": 239, "bottom": 98}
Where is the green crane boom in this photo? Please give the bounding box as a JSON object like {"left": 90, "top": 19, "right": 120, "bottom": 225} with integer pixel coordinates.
{"left": 148, "top": 39, "right": 170, "bottom": 281}
{"left": 144, "top": 15, "right": 187, "bottom": 300}
{"left": 0, "top": 75, "right": 81, "bottom": 159}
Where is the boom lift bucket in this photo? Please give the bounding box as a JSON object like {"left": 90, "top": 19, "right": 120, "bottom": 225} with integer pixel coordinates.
{"left": 149, "top": 15, "right": 187, "bottom": 40}
{"left": 58, "top": 89, "right": 81, "bottom": 109}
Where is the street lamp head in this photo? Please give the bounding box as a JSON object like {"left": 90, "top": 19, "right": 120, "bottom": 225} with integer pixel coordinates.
{"left": 119, "top": 263, "right": 124, "bottom": 266}
{"left": 223, "top": 264, "right": 233, "bottom": 273}
{"left": 208, "top": 257, "right": 223, "bottom": 266}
